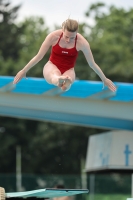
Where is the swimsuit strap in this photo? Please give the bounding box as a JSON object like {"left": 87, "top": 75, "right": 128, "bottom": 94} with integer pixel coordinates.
{"left": 74, "top": 35, "right": 77, "bottom": 47}
{"left": 57, "top": 32, "right": 63, "bottom": 44}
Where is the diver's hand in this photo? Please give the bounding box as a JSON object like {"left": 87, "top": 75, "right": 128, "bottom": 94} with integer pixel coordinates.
{"left": 103, "top": 78, "right": 116, "bottom": 92}
{"left": 13, "top": 69, "right": 26, "bottom": 84}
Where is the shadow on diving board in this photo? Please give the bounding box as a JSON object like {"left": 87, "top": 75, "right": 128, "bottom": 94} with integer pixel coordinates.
{"left": 6, "top": 188, "right": 89, "bottom": 198}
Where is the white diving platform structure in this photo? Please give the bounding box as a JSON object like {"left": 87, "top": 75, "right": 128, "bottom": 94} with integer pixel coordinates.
{"left": 0, "top": 76, "right": 133, "bottom": 130}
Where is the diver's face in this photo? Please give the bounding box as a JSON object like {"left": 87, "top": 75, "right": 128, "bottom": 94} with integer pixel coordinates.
{"left": 63, "top": 29, "right": 77, "bottom": 43}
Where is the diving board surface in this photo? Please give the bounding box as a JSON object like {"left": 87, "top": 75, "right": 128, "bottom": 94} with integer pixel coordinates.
{"left": 6, "top": 188, "right": 89, "bottom": 198}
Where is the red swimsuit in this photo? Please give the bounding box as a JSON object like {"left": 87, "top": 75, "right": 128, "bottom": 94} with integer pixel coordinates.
{"left": 49, "top": 33, "right": 78, "bottom": 74}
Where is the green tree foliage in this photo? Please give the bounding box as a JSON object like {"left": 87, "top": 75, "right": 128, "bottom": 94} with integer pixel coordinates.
{"left": 84, "top": 3, "right": 133, "bottom": 82}
{"left": 16, "top": 17, "right": 50, "bottom": 78}
{"left": 0, "top": 15, "right": 50, "bottom": 77}
{"left": 0, "top": 0, "right": 24, "bottom": 60}
{"left": 0, "top": 116, "right": 102, "bottom": 174}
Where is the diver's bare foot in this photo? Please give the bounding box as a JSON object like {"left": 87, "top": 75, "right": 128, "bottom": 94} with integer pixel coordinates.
{"left": 58, "top": 76, "right": 68, "bottom": 87}
{"left": 61, "top": 77, "right": 72, "bottom": 91}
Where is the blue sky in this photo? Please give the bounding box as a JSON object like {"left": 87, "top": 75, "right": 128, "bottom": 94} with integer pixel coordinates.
{"left": 12, "top": 0, "right": 133, "bottom": 29}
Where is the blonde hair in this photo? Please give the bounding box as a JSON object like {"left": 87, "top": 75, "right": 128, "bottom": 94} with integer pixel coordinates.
{"left": 62, "top": 19, "right": 79, "bottom": 32}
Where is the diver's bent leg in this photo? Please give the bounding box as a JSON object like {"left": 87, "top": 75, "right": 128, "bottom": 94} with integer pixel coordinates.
{"left": 43, "top": 61, "right": 61, "bottom": 86}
